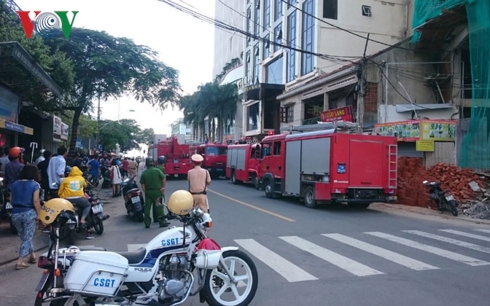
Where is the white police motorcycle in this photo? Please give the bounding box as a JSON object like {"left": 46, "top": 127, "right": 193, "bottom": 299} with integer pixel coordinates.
{"left": 34, "top": 190, "right": 258, "bottom": 306}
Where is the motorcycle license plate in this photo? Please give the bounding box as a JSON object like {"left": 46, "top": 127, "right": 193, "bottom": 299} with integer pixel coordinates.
{"left": 92, "top": 204, "right": 103, "bottom": 214}
{"left": 5, "top": 202, "right": 12, "bottom": 209}
{"left": 445, "top": 195, "right": 454, "bottom": 201}
{"left": 131, "top": 197, "right": 140, "bottom": 204}
{"left": 35, "top": 271, "right": 50, "bottom": 291}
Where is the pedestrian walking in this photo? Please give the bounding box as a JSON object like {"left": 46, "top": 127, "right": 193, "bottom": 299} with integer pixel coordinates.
{"left": 140, "top": 157, "right": 169, "bottom": 228}
{"left": 187, "top": 154, "right": 211, "bottom": 213}
{"left": 10, "top": 164, "right": 42, "bottom": 270}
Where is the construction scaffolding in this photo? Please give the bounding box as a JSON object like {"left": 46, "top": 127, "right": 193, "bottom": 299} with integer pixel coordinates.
{"left": 413, "top": 0, "right": 490, "bottom": 170}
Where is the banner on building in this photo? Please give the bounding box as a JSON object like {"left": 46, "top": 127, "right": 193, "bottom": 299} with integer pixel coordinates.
{"left": 53, "top": 115, "right": 62, "bottom": 135}
{"left": 320, "top": 106, "right": 354, "bottom": 123}
{"left": 374, "top": 119, "right": 457, "bottom": 142}
{"left": 61, "top": 123, "right": 69, "bottom": 140}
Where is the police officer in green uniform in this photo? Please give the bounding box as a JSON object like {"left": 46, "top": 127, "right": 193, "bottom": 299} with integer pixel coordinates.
{"left": 139, "top": 157, "right": 169, "bottom": 228}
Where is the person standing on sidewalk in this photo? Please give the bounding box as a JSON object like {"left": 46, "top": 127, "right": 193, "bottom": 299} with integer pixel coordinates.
{"left": 187, "top": 154, "right": 211, "bottom": 213}
{"left": 140, "top": 157, "right": 169, "bottom": 228}
{"left": 10, "top": 164, "right": 42, "bottom": 270}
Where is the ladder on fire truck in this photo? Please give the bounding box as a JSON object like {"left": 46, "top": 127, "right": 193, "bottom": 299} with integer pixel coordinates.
{"left": 388, "top": 144, "right": 398, "bottom": 189}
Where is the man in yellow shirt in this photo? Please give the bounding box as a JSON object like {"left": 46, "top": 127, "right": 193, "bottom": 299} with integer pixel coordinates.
{"left": 58, "top": 166, "right": 93, "bottom": 239}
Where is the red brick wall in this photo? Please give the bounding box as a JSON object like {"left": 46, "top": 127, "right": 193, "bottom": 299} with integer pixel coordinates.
{"left": 364, "top": 82, "right": 378, "bottom": 113}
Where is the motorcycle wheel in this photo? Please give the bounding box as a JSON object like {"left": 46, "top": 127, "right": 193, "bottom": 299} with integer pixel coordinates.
{"left": 136, "top": 211, "right": 144, "bottom": 222}
{"left": 93, "top": 217, "right": 104, "bottom": 235}
{"left": 204, "top": 250, "right": 258, "bottom": 306}
{"left": 448, "top": 200, "right": 458, "bottom": 216}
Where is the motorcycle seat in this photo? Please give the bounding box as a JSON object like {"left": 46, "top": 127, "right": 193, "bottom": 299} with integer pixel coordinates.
{"left": 118, "top": 247, "right": 147, "bottom": 264}
{"left": 124, "top": 188, "right": 140, "bottom": 194}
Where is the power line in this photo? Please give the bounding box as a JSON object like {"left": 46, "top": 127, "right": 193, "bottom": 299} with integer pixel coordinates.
{"left": 157, "top": 0, "right": 359, "bottom": 64}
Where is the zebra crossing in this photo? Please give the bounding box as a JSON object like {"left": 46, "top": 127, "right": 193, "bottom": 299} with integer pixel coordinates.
{"left": 235, "top": 228, "right": 490, "bottom": 282}
{"left": 86, "top": 228, "right": 490, "bottom": 283}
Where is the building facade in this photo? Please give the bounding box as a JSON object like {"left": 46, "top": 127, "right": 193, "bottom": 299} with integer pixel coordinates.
{"left": 239, "top": 0, "right": 414, "bottom": 138}
{"left": 170, "top": 118, "right": 193, "bottom": 141}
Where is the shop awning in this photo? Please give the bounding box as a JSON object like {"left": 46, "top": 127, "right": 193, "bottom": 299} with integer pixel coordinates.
{"left": 244, "top": 83, "right": 285, "bottom": 101}
{"left": 0, "top": 41, "right": 62, "bottom": 98}
{"left": 395, "top": 103, "right": 456, "bottom": 113}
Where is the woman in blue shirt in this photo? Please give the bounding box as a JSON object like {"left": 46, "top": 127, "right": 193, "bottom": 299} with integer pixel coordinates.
{"left": 10, "top": 164, "right": 41, "bottom": 270}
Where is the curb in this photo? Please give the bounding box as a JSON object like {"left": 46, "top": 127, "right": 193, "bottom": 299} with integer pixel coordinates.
{"left": 0, "top": 231, "right": 50, "bottom": 266}
{"left": 371, "top": 203, "right": 490, "bottom": 226}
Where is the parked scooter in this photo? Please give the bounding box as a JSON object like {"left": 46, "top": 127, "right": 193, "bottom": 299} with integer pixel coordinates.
{"left": 0, "top": 177, "right": 17, "bottom": 234}
{"left": 121, "top": 176, "right": 145, "bottom": 222}
{"left": 423, "top": 180, "right": 459, "bottom": 216}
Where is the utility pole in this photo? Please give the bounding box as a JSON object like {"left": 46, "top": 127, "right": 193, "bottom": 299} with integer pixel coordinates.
{"left": 96, "top": 96, "right": 101, "bottom": 152}
{"left": 357, "top": 33, "right": 370, "bottom": 134}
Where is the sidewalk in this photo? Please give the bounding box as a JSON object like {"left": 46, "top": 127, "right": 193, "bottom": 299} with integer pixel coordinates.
{"left": 370, "top": 202, "right": 490, "bottom": 226}
{"left": 0, "top": 188, "right": 114, "bottom": 266}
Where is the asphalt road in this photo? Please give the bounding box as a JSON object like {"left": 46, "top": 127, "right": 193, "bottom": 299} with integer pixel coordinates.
{"left": 1, "top": 177, "right": 490, "bottom": 306}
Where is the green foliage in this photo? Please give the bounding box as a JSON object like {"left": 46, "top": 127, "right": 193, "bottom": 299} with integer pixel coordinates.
{"left": 60, "top": 112, "right": 98, "bottom": 140}
{"left": 0, "top": 1, "right": 74, "bottom": 108}
{"left": 178, "top": 82, "right": 238, "bottom": 142}
{"left": 99, "top": 119, "right": 154, "bottom": 152}
{"left": 41, "top": 27, "right": 181, "bottom": 152}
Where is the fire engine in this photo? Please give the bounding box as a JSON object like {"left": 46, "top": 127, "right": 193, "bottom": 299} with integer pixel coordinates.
{"left": 148, "top": 135, "right": 192, "bottom": 177}
{"left": 189, "top": 143, "right": 228, "bottom": 178}
{"left": 258, "top": 129, "right": 398, "bottom": 208}
{"left": 226, "top": 143, "right": 261, "bottom": 188}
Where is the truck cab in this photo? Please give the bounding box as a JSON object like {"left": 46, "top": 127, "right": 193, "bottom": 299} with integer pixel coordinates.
{"left": 197, "top": 144, "right": 228, "bottom": 178}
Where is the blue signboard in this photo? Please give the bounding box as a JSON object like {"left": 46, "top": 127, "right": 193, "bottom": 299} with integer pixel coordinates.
{"left": 5, "top": 121, "right": 24, "bottom": 133}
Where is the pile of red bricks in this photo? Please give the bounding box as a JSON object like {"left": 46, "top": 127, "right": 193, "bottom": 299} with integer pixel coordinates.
{"left": 397, "top": 157, "right": 484, "bottom": 207}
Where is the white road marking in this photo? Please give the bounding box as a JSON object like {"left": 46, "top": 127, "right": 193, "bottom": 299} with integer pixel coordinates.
{"left": 280, "top": 236, "right": 383, "bottom": 277}
{"left": 404, "top": 230, "right": 490, "bottom": 254}
{"left": 439, "top": 229, "right": 490, "bottom": 242}
{"left": 127, "top": 244, "right": 147, "bottom": 252}
{"left": 474, "top": 229, "right": 490, "bottom": 234}
{"left": 323, "top": 233, "right": 438, "bottom": 271}
{"left": 366, "top": 232, "right": 489, "bottom": 266}
{"left": 234, "top": 239, "right": 318, "bottom": 283}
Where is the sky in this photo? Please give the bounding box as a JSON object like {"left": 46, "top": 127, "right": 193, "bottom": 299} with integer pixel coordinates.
{"left": 14, "top": 0, "right": 216, "bottom": 140}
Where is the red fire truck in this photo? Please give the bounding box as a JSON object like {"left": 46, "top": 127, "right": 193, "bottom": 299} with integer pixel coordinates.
{"left": 258, "top": 129, "right": 398, "bottom": 208}
{"left": 226, "top": 143, "right": 261, "bottom": 188}
{"left": 189, "top": 143, "right": 228, "bottom": 178}
{"left": 148, "top": 135, "right": 192, "bottom": 177}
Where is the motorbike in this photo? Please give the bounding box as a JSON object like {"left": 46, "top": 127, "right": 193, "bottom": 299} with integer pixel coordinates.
{"left": 34, "top": 207, "right": 258, "bottom": 306}
{"left": 0, "top": 177, "right": 17, "bottom": 234}
{"left": 121, "top": 176, "right": 145, "bottom": 222}
{"left": 423, "top": 180, "right": 459, "bottom": 216}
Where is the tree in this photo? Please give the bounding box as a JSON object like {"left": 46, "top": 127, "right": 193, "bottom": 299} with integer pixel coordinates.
{"left": 60, "top": 112, "right": 98, "bottom": 142}
{"left": 99, "top": 119, "right": 154, "bottom": 152}
{"left": 0, "top": 1, "right": 74, "bottom": 108}
{"left": 43, "top": 28, "right": 181, "bottom": 153}
{"left": 178, "top": 82, "right": 238, "bottom": 142}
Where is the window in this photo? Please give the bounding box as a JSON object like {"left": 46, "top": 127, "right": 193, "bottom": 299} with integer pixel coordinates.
{"left": 287, "top": 0, "right": 296, "bottom": 9}
{"left": 254, "top": 44, "right": 260, "bottom": 84}
{"left": 274, "top": 0, "right": 282, "bottom": 21}
{"left": 264, "top": 0, "right": 271, "bottom": 29}
{"left": 254, "top": 0, "right": 260, "bottom": 35}
{"left": 274, "top": 23, "right": 282, "bottom": 52}
{"left": 280, "top": 106, "right": 294, "bottom": 123}
{"left": 302, "top": 0, "right": 314, "bottom": 75}
{"left": 263, "top": 34, "right": 270, "bottom": 58}
{"left": 247, "top": 7, "right": 252, "bottom": 44}
{"left": 247, "top": 102, "right": 260, "bottom": 131}
{"left": 266, "top": 56, "right": 283, "bottom": 84}
{"left": 205, "top": 147, "right": 227, "bottom": 156}
{"left": 262, "top": 143, "right": 271, "bottom": 157}
{"left": 245, "top": 50, "right": 251, "bottom": 84}
{"left": 287, "top": 11, "right": 297, "bottom": 82}
{"left": 323, "top": 0, "right": 338, "bottom": 20}
{"left": 273, "top": 142, "right": 281, "bottom": 155}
